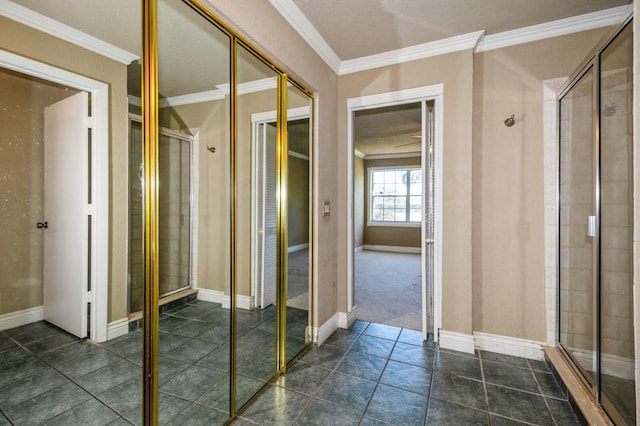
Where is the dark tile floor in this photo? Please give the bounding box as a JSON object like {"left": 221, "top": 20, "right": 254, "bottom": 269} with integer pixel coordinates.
{"left": 0, "top": 301, "right": 581, "bottom": 425}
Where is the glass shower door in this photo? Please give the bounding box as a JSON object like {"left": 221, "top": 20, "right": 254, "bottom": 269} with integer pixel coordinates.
{"left": 599, "top": 21, "right": 634, "bottom": 424}
{"left": 559, "top": 66, "right": 596, "bottom": 387}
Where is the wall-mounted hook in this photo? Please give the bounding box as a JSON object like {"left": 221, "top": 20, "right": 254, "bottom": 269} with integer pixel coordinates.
{"left": 207, "top": 146, "right": 216, "bottom": 153}
{"left": 504, "top": 114, "right": 515, "bottom": 127}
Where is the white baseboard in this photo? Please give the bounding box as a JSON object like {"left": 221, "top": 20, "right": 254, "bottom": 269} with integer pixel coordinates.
{"left": 107, "top": 319, "right": 129, "bottom": 341}
{"left": 439, "top": 330, "right": 475, "bottom": 354}
{"left": 363, "top": 244, "right": 420, "bottom": 254}
{"left": 338, "top": 308, "right": 357, "bottom": 329}
{"left": 197, "top": 288, "right": 224, "bottom": 304}
{"left": 355, "top": 245, "right": 364, "bottom": 253}
{"left": 0, "top": 306, "right": 44, "bottom": 331}
{"left": 568, "top": 347, "right": 634, "bottom": 380}
{"left": 474, "top": 332, "right": 545, "bottom": 361}
{"left": 288, "top": 243, "right": 309, "bottom": 253}
{"left": 312, "top": 313, "right": 339, "bottom": 346}
{"left": 197, "top": 289, "right": 254, "bottom": 310}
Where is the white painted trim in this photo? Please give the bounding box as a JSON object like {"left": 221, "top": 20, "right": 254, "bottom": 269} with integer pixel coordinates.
{"left": 347, "top": 85, "right": 445, "bottom": 110}
{"left": 198, "top": 292, "right": 254, "bottom": 311}
{"left": 160, "top": 90, "right": 225, "bottom": 108}
{"left": 197, "top": 288, "right": 224, "bottom": 304}
{"left": 569, "top": 348, "right": 635, "bottom": 381}
{"left": 474, "top": 332, "right": 545, "bottom": 361}
{"left": 288, "top": 150, "right": 309, "bottom": 161}
{"left": 288, "top": 243, "right": 309, "bottom": 253}
{"left": 542, "top": 77, "right": 566, "bottom": 348}
{"left": 267, "top": 0, "right": 341, "bottom": 74}
{"left": 354, "top": 149, "right": 366, "bottom": 159}
{"left": 0, "top": 49, "right": 111, "bottom": 343}
{"left": 269, "top": 2, "right": 629, "bottom": 75}
{"left": 338, "top": 308, "right": 357, "bottom": 329}
{"left": 216, "top": 77, "right": 278, "bottom": 96}
{"left": 107, "top": 319, "right": 129, "bottom": 341}
{"left": 251, "top": 106, "right": 311, "bottom": 123}
{"left": 354, "top": 245, "right": 364, "bottom": 253}
{"left": 0, "top": 306, "right": 44, "bottom": 331}
{"left": 347, "top": 84, "right": 443, "bottom": 342}
{"left": 340, "top": 31, "right": 484, "bottom": 75}
{"left": 312, "top": 312, "right": 339, "bottom": 346}
{"left": 476, "top": 5, "right": 632, "bottom": 52}
{"left": 365, "top": 152, "right": 421, "bottom": 160}
{"left": 439, "top": 330, "right": 475, "bottom": 354}
{"left": 363, "top": 245, "right": 420, "bottom": 254}
{"left": 0, "top": 0, "right": 138, "bottom": 65}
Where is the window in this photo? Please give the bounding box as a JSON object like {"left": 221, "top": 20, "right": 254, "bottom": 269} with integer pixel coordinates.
{"left": 369, "top": 166, "right": 422, "bottom": 225}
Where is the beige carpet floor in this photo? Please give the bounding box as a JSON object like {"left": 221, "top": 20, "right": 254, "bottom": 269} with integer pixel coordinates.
{"left": 355, "top": 250, "right": 422, "bottom": 331}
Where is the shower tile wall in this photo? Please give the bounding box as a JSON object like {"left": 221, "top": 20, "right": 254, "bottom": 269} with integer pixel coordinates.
{"left": 158, "top": 135, "right": 191, "bottom": 296}
{"left": 559, "top": 70, "right": 595, "bottom": 377}
{"left": 600, "top": 69, "right": 633, "bottom": 362}
{"left": 129, "top": 122, "right": 144, "bottom": 313}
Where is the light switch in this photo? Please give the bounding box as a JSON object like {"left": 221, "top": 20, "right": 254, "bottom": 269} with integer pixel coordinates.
{"left": 323, "top": 201, "right": 330, "bottom": 216}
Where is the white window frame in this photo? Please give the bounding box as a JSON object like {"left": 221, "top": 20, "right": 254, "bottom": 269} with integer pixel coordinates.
{"left": 367, "top": 166, "right": 422, "bottom": 227}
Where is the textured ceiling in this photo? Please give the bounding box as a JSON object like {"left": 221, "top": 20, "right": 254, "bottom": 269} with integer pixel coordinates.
{"left": 292, "top": 0, "right": 631, "bottom": 60}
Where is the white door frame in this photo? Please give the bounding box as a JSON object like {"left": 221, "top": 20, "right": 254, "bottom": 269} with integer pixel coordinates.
{"left": 0, "top": 49, "right": 109, "bottom": 342}
{"left": 346, "top": 85, "right": 443, "bottom": 341}
{"left": 250, "top": 106, "right": 311, "bottom": 309}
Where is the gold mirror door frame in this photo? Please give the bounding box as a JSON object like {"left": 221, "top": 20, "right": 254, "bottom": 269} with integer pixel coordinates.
{"left": 142, "top": 0, "right": 314, "bottom": 423}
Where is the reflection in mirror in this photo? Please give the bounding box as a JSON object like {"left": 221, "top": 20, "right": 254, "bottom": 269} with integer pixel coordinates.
{"left": 285, "top": 85, "right": 312, "bottom": 362}
{"left": 236, "top": 42, "right": 280, "bottom": 408}
{"left": 152, "top": 0, "right": 232, "bottom": 421}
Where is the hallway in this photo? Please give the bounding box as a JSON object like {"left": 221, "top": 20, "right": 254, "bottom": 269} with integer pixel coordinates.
{"left": 0, "top": 300, "right": 580, "bottom": 425}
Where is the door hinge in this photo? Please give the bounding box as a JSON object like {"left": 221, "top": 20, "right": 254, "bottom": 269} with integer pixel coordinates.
{"left": 86, "top": 117, "right": 94, "bottom": 128}
{"left": 83, "top": 292, "right": 92, "bottom": 303}
{"left": 86, "top": 204, "right": 94, "bottom": 215}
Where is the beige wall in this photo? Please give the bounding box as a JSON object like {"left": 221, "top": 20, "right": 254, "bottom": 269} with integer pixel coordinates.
{"left": 472, "top": 28, "right": 611, "bottom": 341}
{"left": 207, "top": 0, "right": 340, "bottom": 327}
{"left": 0, "top": 16, "right": 129, "bottom": 323}
{"left": 338, "top": 50, "right": 475, "bottom": 334}
{"left": 362, "top": 156, "right": 421, "bottom": 248}
{"left": 0, "top": 71, "right": 78, "bottom": 315}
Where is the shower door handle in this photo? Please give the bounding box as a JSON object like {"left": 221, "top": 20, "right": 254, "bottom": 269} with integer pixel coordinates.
{"left": 587, "top": 216, "right": 596, "bottom": 237}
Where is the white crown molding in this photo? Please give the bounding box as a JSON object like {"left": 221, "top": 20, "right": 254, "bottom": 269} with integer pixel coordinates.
{"left": 216, "top": 76, "right": 278, "bottom": 96}
{"left": 268, "top": 0, "right": 341, "bottom": 74}
{"left": 339, "top": 30, "right": 485, "bottom": 75}
{"left": 476, "top": 4, "right": 632, "bottom": 52}
{"left": 0, "top": 0, "right": 138, "bottom": 65}
{"left": 160, "top": 89, "right": 225, "bottom": 108}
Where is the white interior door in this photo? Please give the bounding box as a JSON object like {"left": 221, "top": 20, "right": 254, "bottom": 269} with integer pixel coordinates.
{"left": 44, "top": 91, "right": 89, "bottom": 338}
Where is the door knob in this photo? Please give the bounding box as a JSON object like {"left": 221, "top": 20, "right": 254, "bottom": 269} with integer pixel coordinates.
{"left": 37, "top": 221, "right": 48, "bottom": 229}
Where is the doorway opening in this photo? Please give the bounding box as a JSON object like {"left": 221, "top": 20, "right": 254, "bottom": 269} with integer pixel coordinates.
{"left": 347, "top": 86, "right": 443, "bottom": 342}
{"left": 0, "top": 51, "right": 109, "bottom": 342}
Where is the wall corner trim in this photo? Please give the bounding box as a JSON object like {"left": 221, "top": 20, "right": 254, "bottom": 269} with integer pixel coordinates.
{"left": 0, "top": 0, "right": 138, "bottom": 64}
{"left": 0, "top": 306, "right": 44, "bottom": 331}
{"left": 106, "top": 318, "right": 129, "bottom": 341}
{"left": 312, "top": 312, "right": 339, "bottom": 346}
{"left": 268, "top": 0, "right": 341, "bottom": 73}
{"left": 473, "top": 332, "right": 545, "bottom": 361}
{"left": 439, "top": 330, "right": 475, "bottom": 354}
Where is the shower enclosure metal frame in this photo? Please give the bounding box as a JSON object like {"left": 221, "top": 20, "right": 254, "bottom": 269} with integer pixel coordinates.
{"left": 556, "top": 14, "right": 634, "bottom": 424}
